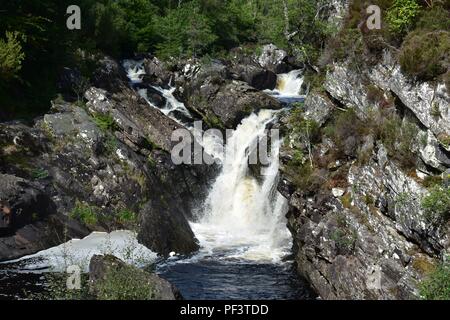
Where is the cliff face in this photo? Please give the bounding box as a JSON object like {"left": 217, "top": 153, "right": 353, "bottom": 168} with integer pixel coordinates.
{"left": 278, "top": 51, "right": 450, "bottom": 299}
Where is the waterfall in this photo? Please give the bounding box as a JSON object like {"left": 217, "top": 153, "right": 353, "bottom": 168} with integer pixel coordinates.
{"left": 122, "top": 59, "right": 146, "bottom": 84}
{"left": 191, "top": 110, "right": 292, "bottom": 263}
{"left": 122, "top": 60, "right": 193, "bottom": 126}
{"left": 122, "top": 59, "right": 293, "bottom": 263}
{"left": 266, "top": 69, "right": 304, "bottom": 98}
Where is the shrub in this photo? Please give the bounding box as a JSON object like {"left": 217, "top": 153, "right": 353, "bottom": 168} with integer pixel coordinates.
{"left": 0, "top": 31, "right": 26, "bottom": 81}
{"left": 95, "top": 263, "right": 156, "bottom": 300}
{"left": 419, "top": 261, "right": 450, "bottom": 300}
{"left": 70, "top": 201, "right": 98, "bottom": 226}
{"left": 377, "top": 112, "right": 418, "bottom": 170}
{"left": 386, "top": 0, "right": 420, "bottom": 36}
{"left": 323, "top": 108, "right": 368, "bottom": 159}
{"left": 399, "top": 30, "right": 450, "bottom": 81}
{"left": 331, "top": 228, "right": 357, "bottom": 255}
{"left": 421, "top": 185, "right": 450, "bottom": 222}
{"left": 415, "top": 5, "right": 450, "bottom": 32}
{"left": 423, "top": 175, "right": 444, "bottom": 188}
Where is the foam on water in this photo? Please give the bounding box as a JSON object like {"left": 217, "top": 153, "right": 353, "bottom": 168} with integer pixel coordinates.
{"left": 2, "top": 231, "right": 157, "bottom": 272}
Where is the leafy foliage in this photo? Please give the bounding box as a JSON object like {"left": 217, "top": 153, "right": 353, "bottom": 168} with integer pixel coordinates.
{"left": 386, "top": 0, "right": 420, "bottom": 36}
{"left": 421, "top": 185, "right": 450, "bottom": 223}
{"left": 0, "top": 31, "right": 26, "bottom": 81}
{"left": 420, "top": 261, "right": 450, "bottom": 300}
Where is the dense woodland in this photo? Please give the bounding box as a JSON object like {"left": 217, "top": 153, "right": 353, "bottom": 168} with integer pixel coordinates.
{"left": 0, "top": 0, "right": 449, "bottom": 118}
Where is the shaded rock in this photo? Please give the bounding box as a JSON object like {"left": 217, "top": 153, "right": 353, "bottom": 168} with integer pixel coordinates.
{"left": 143, "top": 57, "right": 173, "bottom": 88}
{"left": 185, "top": 79, "right": 281, "bottom": 129}
{"left": 89, "top": 254, "right": 181, "bottom": 300}
{"left": 0, "top": 174, "right": 55, "bottom": 233}
{"left": 137, "top": 199, "right": 199, "bottom": 257}
{"left": 92, "top": 56, "right": 128, "bottom": 93}
{"left": 230, "top": 64, "right": 277, "bottom": 90}
{"left": 419, "top": 130, "right": 450, "bottom": 171}
{"left": 134, "top": 84, "right": 167, "bottom": 108}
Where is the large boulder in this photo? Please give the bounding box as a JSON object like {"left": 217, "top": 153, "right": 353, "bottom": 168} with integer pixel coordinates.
{"left": 258, "top": 44, "right": 289, "bottom": 74}
{"left": 229, "top": 63, "right": 277, "bottom": 90}
{"left": 89, "top": 254, "right": 181, "bottom": 300}
{"left": 84, "top": 86, "right": 182, "bottom": 152}
{"left": 137, "top": 199, "right": 199, "bottom": 257}
{"left": 143, "top": 57, "right": 173, "bottom": 88}
{"left": 0, "top": 174, "right": 55, "bottom": 234}
{"left": 183, "top": 72, "right": 281, "bottom": 129}
{"left": 0, "top": 173, "right": 88, "bottom": 261}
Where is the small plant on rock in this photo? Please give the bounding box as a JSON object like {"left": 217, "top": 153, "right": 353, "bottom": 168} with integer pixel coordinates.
{"left": 419, "top": 260, "right": 450, "bottom": 300}
{"left": 421, "top": 185, "right": 450, "bottom": 223}
{"left": 70, "top": 201, "right": 98, "bottom": 226}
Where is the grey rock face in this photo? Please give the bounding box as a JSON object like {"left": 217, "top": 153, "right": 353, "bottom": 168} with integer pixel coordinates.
{"left": 303, "top": 92, "right": 335, "bottom": 126}
{"left": 325, "top": 51, "right": 450, "bottom": 145}
{"left": 369, "top": 52, "right": 449, "bottom": 139}
{"left": 258, "top": 44, "right": 288, "bottom": 74}
{"left": 89, "top": 254, "right": 181, "bottom": 300}
{"left": 282, "top": 49, "right": 449, "bottom": 299}
{"left": 183, "top": 72, "right": 281, "bottom": 129}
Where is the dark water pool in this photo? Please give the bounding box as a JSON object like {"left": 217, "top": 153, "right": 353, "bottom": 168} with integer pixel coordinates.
{"left": 0, "top": 258, "right": 314, "bottom": 300}
{"left": 157, "top": 259, "right": 315, "bottom": 300}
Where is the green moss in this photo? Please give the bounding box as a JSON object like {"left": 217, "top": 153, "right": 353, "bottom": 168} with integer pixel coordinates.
{"left": 341, "top": 193, "right": 352, "bottom": 209}
{"left": 31, "top": 168, "right": 49, "bottom": 180}
{"left": 117, "top": 208, "right": 138, "bottom": 226}
{"left": 364, "top": 194, "right": 375, "bottom": 206}
{"left": 92, "top": 113, "right": 118, "bottom": 132}
{"left": 438, "top": 133, "right": 450, "bottom": 149}
{"left": 104, "top": 135, "right": 119, "bottom": 155}
{"left": 70, "top": 201, "right": 98, "bottom": 226}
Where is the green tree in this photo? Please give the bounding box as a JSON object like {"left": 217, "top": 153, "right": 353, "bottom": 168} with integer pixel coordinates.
{"left": 0, "top": 31, "right": 26, "bottom": 81}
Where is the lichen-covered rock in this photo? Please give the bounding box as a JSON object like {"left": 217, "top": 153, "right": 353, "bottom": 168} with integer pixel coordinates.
{"left": 89, "top": 254, "right": 181, "bottom": 300}
{"left": 303, "top": 92, "right": 335, "bottom": 126}
{"left": 369, "top": 52, "right": 450, "bottom": 139}
{"left": 325, "top": 51, "right": 450, "bottom": 147}
{"left": 257, "top": 44, "right": 289, "bottom": 74}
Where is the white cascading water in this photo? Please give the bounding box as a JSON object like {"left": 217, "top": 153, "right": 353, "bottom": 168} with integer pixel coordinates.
{"left": 123, "top": 60, "right": 193, "bottom": 125}
{"left": 122, "top": 59, "right": 146, "bottom": 84}
{"left": 266, "top": 69, "right": 304, "bottom": 97}
{"left": 191, "top": 110, "right": 292, "bottom": 263}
